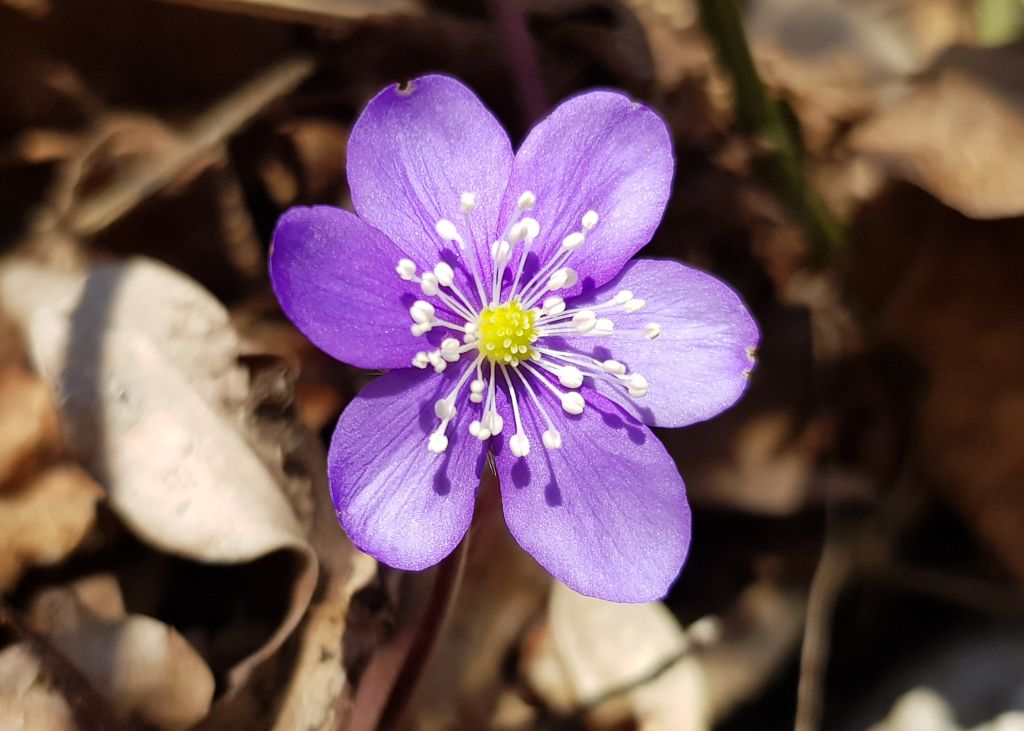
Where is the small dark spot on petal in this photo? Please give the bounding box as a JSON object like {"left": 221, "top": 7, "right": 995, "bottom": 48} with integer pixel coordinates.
{"left": 397, "top": 79, "right": 416, "bottom": 96}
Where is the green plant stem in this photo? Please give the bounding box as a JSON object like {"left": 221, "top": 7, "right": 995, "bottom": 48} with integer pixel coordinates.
{"left": 697, "top": 0, "right": 844, "bottom": 265}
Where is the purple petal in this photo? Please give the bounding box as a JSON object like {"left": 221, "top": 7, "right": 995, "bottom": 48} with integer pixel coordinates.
{"left": 270, "top": 206, "right": 424, "bottom": 369}
{"left": 329, "top": 367, "right": 486, "bottom": 570}
{"left": 493, "top": 380, "right": 690, "bottom": 602}
{"left": 501, "top": 91, "right": 673, "bottom": 297}
{"left": 347, "top": 75, "right": 513, "bottom": 294}
{"left": 557, "top": 258, "right": 759, "bottom": 428}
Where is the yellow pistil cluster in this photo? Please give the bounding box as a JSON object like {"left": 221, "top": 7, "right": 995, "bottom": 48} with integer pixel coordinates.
{"left": 477, "top": 301, "right": 537, "bottom": 365}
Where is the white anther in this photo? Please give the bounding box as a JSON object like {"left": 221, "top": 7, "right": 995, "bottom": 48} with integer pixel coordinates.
{"left": 582, "top": 210, "right": 599, "bottom": 230}
{"left": 396, "top": 258, "right": 417, "bottom": 280}
{"left": 602, "top": 359, "right": 627, "bottom": 375}
{"left": 433, "top": 262, "right": 455, "bottom": 287}
{"left": 420, "top": 272, "right": 440, "bottom": 296}
{"left": 521, "top": 217, "right": 540, "bottom": 241}
{"left": 542, "top": 296, "right": 566, "bottom": 316}
{"left": 517, "top": 190, "right": 536, "bottom": 210}
{"left": 440, "top": 337, "right": 462, "bottom": 362}
{"left": 460, "top": 191, "right": 476, "bottom": 213}
{"left": 510, "top": 433, "right": 531, "bottom": 458}
{"left": 411, "top": 322, "right": 433, "bottom": 336}
{"left": 627, "top": 374, "right": 649, "bottom": 398}
{"left": 547, "top": 267, "right": 578, "bottom": 291}
{"left": 613, "top": 290, "right": 634, "bottom": 305}
{"left": 412, "top": 351, "right": 429, "bottom": 369}
{"left": 484, "top": 412, "right": 504, "bottom": 436}
{"left": 427, "top": 351, "right": 447, "bottom": 373}
{"left": 469, "top": 420, "right": 491, "bottom": 440}
{"left": 469, "top": 379, "right": 485, "bottom": 403}
{"left": 571, "top": 310, "right": 597, "bottom": 333}
{"left": 491, "top": 239, "right": 511, "bottom": 262}
{"left": 427, "top": 433, "right": 449, "bottom": 453}
{"left": 435, "top": 219, "right": 463, "bottom": 246}
{"left": 410, "top": 300, "right": 436, "bottom": 324}
{"left": 624, "top": 298, "right": 646, "bottom": 313}
{"left": 644, "top": 322, "right": 661, "bottom": 340}
{"left": 434, "top": 399, "right": 456, "bottom": 420}
{"left": 542, "top": 429, "right": 563, "bottom": 449}
{"left": 561, "top": 391, "right": 586, "bottom": 415}
{"left": 562, "top": 232, "right": 585, "bottom": 251}
{"left": 556, "top": 365, "right": 584, "bottom": 389}
{"left": 591, "top": 318, "right": 614, "bottom": 336}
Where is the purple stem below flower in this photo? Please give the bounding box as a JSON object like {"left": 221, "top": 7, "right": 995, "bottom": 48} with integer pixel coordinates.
{"left": 486, "top": 0, "right": 547, "bottom": 127}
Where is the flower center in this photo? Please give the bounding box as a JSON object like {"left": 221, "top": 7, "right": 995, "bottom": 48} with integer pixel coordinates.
{"left": 477, "top": 301, "right": 537, "bottom": 365}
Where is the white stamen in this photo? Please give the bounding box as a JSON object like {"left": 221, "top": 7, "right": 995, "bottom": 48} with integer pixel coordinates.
{"left": 427, "top": 351, "right": 447, "bottom": 373}
{"left": 582, "top": 210, "right": 599, "bottom": 230}
{"left": 469, "top": 420, "right": 490, "bottom": 440}
{"left": 469, "top": 378, "right": 485, "bottom": 403}
{"left": 541, "top": 296, "right": 565, "bottom": 316}
{"left": 556, "top": 365, "right": 584, "bottom": 389}
{"left": 491, "top": 239, "right": 511, "bottom": 262}
{"left": 624, "top": 298, "right": 646, "bottom": 313}
{"left": 460, "top": 191, "right": 476, "bottom": 213}
{"left": 561, "top": 391, "right": 585, "bottom": 415}
{"left": 435, "top": 219, "right": 464, "bottom": 247}
{"left": 591, "top": 318, "right": 614, "bottom": 336}
{"left": 517, "top": 190, "right": 537, "bottom": 210}
{"left": 571, "top": 310, "right": 597, "bottom": 333}
{"left": 602, "top": 359, "right": 627, "bottom": 375}
{"left": 412, "top": 351, "right": 429, "bottom": 369}
{"left": 396, "top": 258, "right": 417, "bottom": 280}
{"left": 440, "top": 338, "right": 462, "bottom": 362}
{"left": 420, "top": 272, "right": 440, "bottom": 296}
{"left": 510, "top": 433, "right": 531, "bottom": 457}
{"left": 613, "top": 290, "right": 634, "bottom": 305}
{"left": 627, "top": 374, "right": 649, "bottom": 398}
{"left": 427, "top": 433, "right": 449, "bottom": 453}
{"left": 562, "top": 232, "right": 585, "bottom": 251}
{"left": 644, "top": 322, "right": 661, "bottom": 340}
{"left": 411, "top": 322, "right": 432, "bottom": 336}
{"left": 433, "top": 262, "right": 455, "bottom": 287}
{"left": 547, "top": 267, "right": 578, "bottom": 292}
{"left": 410, "top": 300, "right": 435, "bottom": 324}
{"left": 542, "top": 429, "right": 563, "bottom": 449}
{"left": 484, "top": 411, "right": 503, "bottom": 436}
{"left": 434, "top": 399, "right": 456, "bottom": 419}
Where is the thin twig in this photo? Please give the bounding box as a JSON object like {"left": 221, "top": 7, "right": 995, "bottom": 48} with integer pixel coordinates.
{"left": 697, "top": 0, "right": 844, "bottom": 265}
{"left": 63, "top": 54, "right": 315, "bottom": 238}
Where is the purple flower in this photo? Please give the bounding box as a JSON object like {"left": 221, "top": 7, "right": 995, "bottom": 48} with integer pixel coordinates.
{"left": 269, "top": 75, "right": 758, "bottom": 602}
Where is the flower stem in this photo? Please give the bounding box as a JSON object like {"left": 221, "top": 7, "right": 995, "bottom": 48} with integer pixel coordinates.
{"left": 696, "top": 0, "right": 844, "bottom": 265}
{"left": 486, "top": 0, "right": 547, "bottom": 127}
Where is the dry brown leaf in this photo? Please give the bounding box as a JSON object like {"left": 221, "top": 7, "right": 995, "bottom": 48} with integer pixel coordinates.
{"left": 0, "top": 258, "right": 318, "bottom": 689}
{"left": 851, "top": 186, "right": 1024, "bottom": 582}
{"left": 0, "top": 465, "right": 103, "bottom": 592}
{"left": 524, "top": 583, "right": 708, "bottom": 731}
{"left": 852, "top": 43, "right": 1024, "bottom": 219}
{"left": 0, "top": 365, "right": 60, "bottom": 489}
{"left": 0, "top": 644, "right": 76, "bottom": 731}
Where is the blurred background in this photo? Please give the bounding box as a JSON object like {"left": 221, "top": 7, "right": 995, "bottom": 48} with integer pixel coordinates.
{"left": 2, "top": 0, "right": 1024, "bottom": 729}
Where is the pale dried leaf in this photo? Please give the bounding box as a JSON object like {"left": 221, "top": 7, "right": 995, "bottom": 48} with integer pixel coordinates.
{"left": 0, "top": 465, "right": 103, "bottom": 593}
{"left": 54, "top": 615, "right": 215, "bottom": 730}
{"left": 525, "top": 583, "right": 708, "bottom": 731}
{"left": 0, "top": 644, "right": 76, "bottom": 731}
{"left": 852, "top": 43, "right": 1024, "bottom": 218}
{"left": 0, "top": 258, "right": 318, "bottom": 689}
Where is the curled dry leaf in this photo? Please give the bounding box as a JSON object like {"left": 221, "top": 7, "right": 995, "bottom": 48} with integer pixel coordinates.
{"left": 0, "top": 258, "right": 318, "bottom": 689}
{"left": 0, "top": 465, "right": 103, "bottom": 593}
{"left": 524, "top": 583, "right": 707, "bottom": 731}
{"left": 0, "top": 644, "right": 76, "bottom": 731}
{"left": 852, "top": 43, "right": 1024, "bottom": 219}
